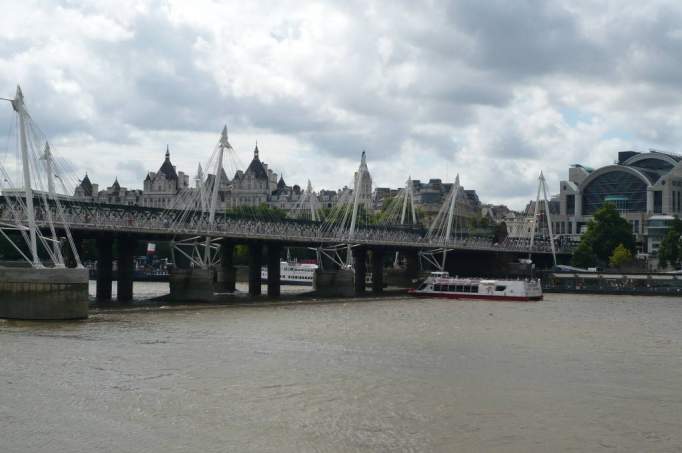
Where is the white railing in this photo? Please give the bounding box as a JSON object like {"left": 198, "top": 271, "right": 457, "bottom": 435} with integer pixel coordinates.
{"left": 0, "top": 200, "right": 574, "bottom": 254}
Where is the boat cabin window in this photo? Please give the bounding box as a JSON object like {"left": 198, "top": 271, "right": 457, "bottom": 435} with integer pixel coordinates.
{"left": 418, "top": 283, "right": 427, "bottom": 290}
{"left": 495, "top": 285, "right": 506, "bottom": 292}
{"left": 433, "top": 284, "right": 443, "bottom": 291}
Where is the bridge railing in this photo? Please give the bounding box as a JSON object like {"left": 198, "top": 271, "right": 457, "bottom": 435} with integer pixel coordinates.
{"left": 0, "top": 197, "right": 575, "bottom": 254}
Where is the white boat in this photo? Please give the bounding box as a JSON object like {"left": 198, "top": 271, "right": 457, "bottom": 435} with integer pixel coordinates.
{"left": 261, "top": 261, "right": 318, "bottom": 285}
{"left": 408, "top": 271, "right": 542, "bottom": 301}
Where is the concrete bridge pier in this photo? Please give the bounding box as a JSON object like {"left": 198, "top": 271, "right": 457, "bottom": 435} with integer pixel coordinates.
{"left": 371, "top": 249, "right": 384, "bottom": 294}
{"left": 168, "top": 267, "right": 215, "bottom": 302}
{"left": 248, "top": 241, "right": 263, "bottom": 297}
{"left": 353, "top": 247, "right": 367, "bottom": 295}
{"left": 117, "top": 236, "right": 137, "bottom": 302}
{"left": 96, "top": 236, "right": 113, "bottom": 302}
{"left": 217, "top": 240, "right": 236, "bottom": 292}
{"left": 267, "top": 242, "right": 282, "bottom": 298}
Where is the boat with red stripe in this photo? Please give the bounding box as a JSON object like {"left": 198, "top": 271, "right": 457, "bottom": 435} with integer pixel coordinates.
{"left": 408, "top": 271, "right": 542, "bottom": 301}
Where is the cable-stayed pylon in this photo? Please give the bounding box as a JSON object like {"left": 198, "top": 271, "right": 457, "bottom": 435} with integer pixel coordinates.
{"left": 0, "top": 85, "right": 82, "bottom": 269}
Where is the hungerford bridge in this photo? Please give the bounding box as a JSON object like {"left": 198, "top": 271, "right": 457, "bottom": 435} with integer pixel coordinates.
{"left": 0, "top": 87, "right": 570, "bottom": 316}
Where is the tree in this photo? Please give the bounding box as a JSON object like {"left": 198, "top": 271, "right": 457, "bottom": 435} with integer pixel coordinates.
{"left": 657, "top": 216, "right": 682, "bottom": 269}
{"left": 572, "top": 240, "right": 597, "bottom": 268}
{"left": 226, "top": 203, "right": 287, "bottom": 220}
{"left": 609, "top": 243, "right": 633, "bottom": 268}
{"left": 572, "top": 203, "right": 635, "bottom": 267}
{"left": 493, "top": 221, "right": 508, "bottom": 244}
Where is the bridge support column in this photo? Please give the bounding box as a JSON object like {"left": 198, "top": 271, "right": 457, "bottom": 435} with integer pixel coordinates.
{"left": 218, "top": 240, "right": 236, "bottom": 292}
{"left": 406, "top": 250, "right": 418, "bottom": 280}
{"left": 267, "top": 242, "right": 282, "bottom": 298}
{"left": 117, "top": 236, "right": 136, "bottom": 302}
{"left": 371, "top": 249, "right": 384, "bottom": 294}
{"left": 353, "top": 247, "right": 367, "bottom": 295}
{"left": 248, "top": 241, "right": 263, "bottom": 297}
{"left": 95, "top": 236, "right": 113, "bottom": 302}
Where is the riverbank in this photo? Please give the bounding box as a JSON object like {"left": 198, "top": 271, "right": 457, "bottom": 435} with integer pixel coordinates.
{"left": 92, "top": 289, "right": 414, "bottom": 314}
{"left": 542, "top": 270, "right": 682, "bottom": 297}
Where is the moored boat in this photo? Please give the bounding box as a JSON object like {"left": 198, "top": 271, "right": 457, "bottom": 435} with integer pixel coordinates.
{"left": 408, "top": 271, "right": 542, "bottom": 301}
{"left": 261, "top": 260, "right": 318, "bottom": 285}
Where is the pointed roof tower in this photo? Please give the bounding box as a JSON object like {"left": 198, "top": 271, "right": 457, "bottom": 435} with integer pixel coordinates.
{"left": 158, "top": 145, "right": 178, "bottom": 180}
{"left": 79, "top": 173, "right": 93, "bottom": 196}
{"left": 245, "top": 142, "right": 268, "bottom": 179}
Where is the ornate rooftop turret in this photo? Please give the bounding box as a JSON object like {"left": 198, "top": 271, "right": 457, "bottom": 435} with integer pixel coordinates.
{"left": 158, "top": 145, "right": 178, "bottom": 180}
{"left": 79, "top": 173, "right": 93, "bottom": 196}
{"left": 245, "top": 142, "right": 268, "bottom": 179}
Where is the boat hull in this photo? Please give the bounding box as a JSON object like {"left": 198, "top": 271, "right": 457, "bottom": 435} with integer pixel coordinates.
{"left": 408, "top": 290, "right": 542, "bottom": 302}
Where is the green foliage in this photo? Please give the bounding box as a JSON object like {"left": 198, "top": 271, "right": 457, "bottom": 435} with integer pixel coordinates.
{"left": 609, "top": 243, "right": 633, "bottom": 268}
{"left": 234, "top": 244, "right": 249, "bottom": 257}
{"left": 493, "top": 221, "right": 508, "bottom": 244}
{"left": 657, "top": 218, "right": 682, "bottom": 269}
{"left": 571, "top": 203, "right": 635, "bottom": 267}
{"left": 571, "top": 240, "right": 597, "bottom": 268}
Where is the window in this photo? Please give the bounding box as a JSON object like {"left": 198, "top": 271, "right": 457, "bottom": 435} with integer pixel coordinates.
{"left": 673, "top": 191, "right": 677, "bottom": 212}
{"left": 495, "top": 286, "right": 506, "bottom": 292}
{"left": 566, "top": 194, "right": 575, "bottom": 215}
{"left": 582, "top": 170, "right": 647, "bottom": 215}
{"left": 654, "top": 191, "right": 663, "bottom": 214}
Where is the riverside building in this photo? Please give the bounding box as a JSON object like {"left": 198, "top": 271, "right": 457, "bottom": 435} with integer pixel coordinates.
{"left": 555, "top": 150, "right": 682, "bottom": 259}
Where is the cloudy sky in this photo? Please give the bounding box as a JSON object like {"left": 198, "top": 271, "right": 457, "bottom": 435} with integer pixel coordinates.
{"left": 2, "top": 0, "right": 682, "bottom": 208}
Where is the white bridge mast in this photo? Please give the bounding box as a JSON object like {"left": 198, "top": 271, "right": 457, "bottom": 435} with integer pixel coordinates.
{"left": 203, "top": 125, "right": 228, "bottom": 267}
{"left": 12, "top": 86, "right": 41, "bottom": 268}
{"left": 442, "top": 174, "right": 460, "bottom": 269}
{"left": 528, "top": 171, "right": 557, "bottom": 266}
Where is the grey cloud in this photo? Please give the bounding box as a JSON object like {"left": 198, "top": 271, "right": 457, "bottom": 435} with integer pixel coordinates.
{"left": 6, "top": 1, "right": 682, "bottom": 207}
{"left": 116, "top": 159, "right": 147, "bottom": 181}
{"left": 444, "top": 0, "right": 606, "bottom": 78}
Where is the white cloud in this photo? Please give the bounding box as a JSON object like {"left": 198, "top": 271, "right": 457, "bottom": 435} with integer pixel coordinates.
{"left": 2, "top": 0, "right": 682, "bottom": 209}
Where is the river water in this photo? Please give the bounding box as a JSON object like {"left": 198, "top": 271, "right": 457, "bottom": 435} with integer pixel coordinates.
{"left": 2, "top": 283, "right": 682, "bottom": 452}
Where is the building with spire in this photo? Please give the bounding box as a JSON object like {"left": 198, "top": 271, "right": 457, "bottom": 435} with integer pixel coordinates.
{"left": 228, "top": 144, "right": 279, "bottom": 207}
{"left": 141, "top": 146, "right": 190, "bottom": 209}
{"left": 269, "top": 175, "right": 303, "bottom": 210}
{"left": 74, "top": 173, "right": 97, "bottom": 201}
{"left": 353, "top": 151, "right": 373, "bottom": 207}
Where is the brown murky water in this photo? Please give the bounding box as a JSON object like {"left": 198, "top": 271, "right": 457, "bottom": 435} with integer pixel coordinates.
{"left": 2, "top": 284, "right": 682, "bottom": 452}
